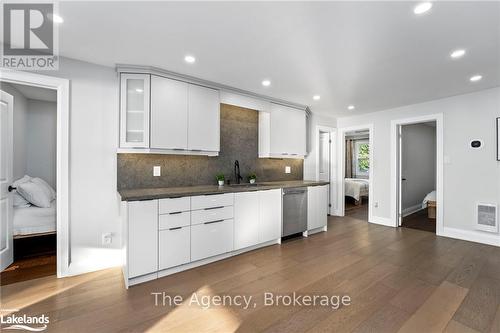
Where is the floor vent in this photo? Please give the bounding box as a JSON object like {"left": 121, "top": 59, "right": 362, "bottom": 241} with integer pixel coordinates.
{"left": 476, "top": 203, "right": 498, "bottom": 233}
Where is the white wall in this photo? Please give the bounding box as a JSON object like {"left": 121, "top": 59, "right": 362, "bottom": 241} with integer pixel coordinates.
{"left": 26, "top": 100, "right": 57, "bottom": 188}
{"left": 337, "top": 87, "right": 500, "bottom": 244}
{"left": 1, "top": 83, "right": 27, "bottom": 180}
{"left": 401, "top": 123, "right": 436, "bottom": 213}
{"left": 37, "top": 57, "right": 120, "bottom": 274}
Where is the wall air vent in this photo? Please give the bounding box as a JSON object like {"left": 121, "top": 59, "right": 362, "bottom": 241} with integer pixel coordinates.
{"left": 476, "top": 203, "right": 498, "bottom": 233}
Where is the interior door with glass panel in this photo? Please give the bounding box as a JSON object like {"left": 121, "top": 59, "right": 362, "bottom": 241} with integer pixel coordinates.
{"left": 120, "top": 73, "right": 150, "bottom": 148}
{"left": 0, "top": 90, "right": 14, "bottom": 271}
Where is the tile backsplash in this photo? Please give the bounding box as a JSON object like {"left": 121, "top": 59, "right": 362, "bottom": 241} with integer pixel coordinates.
{"left": 117, "top": 104, "right": 304, "bottom": 189}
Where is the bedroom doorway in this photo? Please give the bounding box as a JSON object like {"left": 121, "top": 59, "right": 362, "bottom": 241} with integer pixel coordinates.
{"left": 0, "top": 83, "right": 58, "bottom": 285}
{"left": 337, "top": 124, "right": 374, "bottom": 223}
{"left": 397, "top": 121, "right": 437, "bottom": 233}
{"left": 0, "top": 71, "right": 69, "bottom": 282}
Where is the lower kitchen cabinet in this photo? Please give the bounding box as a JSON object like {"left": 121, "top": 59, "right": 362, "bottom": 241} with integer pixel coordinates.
{"left": 234, "top": 192, "right": 260, "bottom": 250}
{"left": 191, "top": 219, "right": 234, "bottom": 261}
{"left": 259, "top": 189, "right": 282, "bottom": 242}
{"left": 307, "top": 185, "right": 328, "bottom": 230}
{"left": 127, "top": 200, "right": 158, "bottom": 278}
{"left": 159, "top": 226, "right": 190, "bottom": 270}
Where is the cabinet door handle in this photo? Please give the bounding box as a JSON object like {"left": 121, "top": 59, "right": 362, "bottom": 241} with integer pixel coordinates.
{"left": 169, "top": 211, "right": 183, "bottom": 215}
{"left": 204, "top": 206, "right": 224, "bottom": 211}
{"left": 281, "top": 153, "right": 289, "bottom": 155}
{"left": 204, "top": 219, "right": 224, "bottom": 225}
{"left": 169, "top": 227, "right": 182, "bottom": 231}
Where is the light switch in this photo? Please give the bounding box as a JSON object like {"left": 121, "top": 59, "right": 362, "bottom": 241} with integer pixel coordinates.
{"left": 285, "top": 166, "right": 291, "bottom": 174}
{"left": 153, "top": 166, "right": 161, "bottom": 177}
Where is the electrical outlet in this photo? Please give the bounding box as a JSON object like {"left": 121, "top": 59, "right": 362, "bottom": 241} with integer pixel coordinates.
{"left": 374, "top": 202, "right": 379, "bottom": 208}
{"left": 285, "top": 166, "right": 291, "bottom": 174}
{"left": 153, "top": 166, "right": 161, "bottom": 177}
{"left": 102, "top": 232, "right": 113, "bottom": 245}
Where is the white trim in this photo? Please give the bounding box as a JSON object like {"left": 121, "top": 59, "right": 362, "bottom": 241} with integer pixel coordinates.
{"left": 337, "top": 124, "right": 374, "bottom": 224}
{"left": 0, "top": 69, "right": 70, "bottom": 278}
{"left": 442, "top": 227, "right": 500, "bottom": 247}
{"left": 402, "top": 203, "right": 424, "bottom": 217}
{"left": 370, "top": 216, "right": 394, "bottom": 227}
{"left": 390, "top": 113, "right": 444, "bottom": 235}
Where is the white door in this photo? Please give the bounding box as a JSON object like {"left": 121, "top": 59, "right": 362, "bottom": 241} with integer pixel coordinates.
{"left": 0, "top": 91, "right": 14, "bottom": 271}
{"left": 150, "top": 75, "right": 188, "bottom": 150}
{"left": 318, "top": 132, "right": 330, "bottom": 182}
{"left": 397, "top": 125, "right": 403, "bottom": 226}
{"left": 187, "top": 84, "right": 220, "bottom": 152}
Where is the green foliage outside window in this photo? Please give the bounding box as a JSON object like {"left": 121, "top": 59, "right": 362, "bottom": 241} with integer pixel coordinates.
{"left": 357, "top": 143, "right": 370, "bottom": 172}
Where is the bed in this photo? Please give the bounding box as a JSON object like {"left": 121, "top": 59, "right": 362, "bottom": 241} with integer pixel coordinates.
{"left": 345, "top": 178, "right": 369, "bottom": 205}
{"left": 422, "top": 190, "right": 436, "bottom": 219}
{"left": 13, "top": 200, "right": 56, "bottom": 238}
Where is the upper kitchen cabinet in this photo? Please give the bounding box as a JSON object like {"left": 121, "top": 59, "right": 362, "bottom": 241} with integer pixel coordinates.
{"left": 120, "top": 74, "right": 150, "bottom": 148}
{"left": 119, "top": 73, "right": 220, "bottom": 155}
{"left": 258, "top": 103, "right": 306, "bottom": 158}
{"left": 187, "top": 84, "right": 220, "bottom": 152}
{"left": 150, "top": 75, "right": 188, "bottom": 150}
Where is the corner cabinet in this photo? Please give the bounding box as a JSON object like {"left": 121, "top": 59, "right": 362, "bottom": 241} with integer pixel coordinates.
{"left": 307, "top": 185, "right": 328, "bottom": 231}
{"left": 120, "top": 74, "right": 150, "bottom": 148}
{"left": 119, "top": 73, "right": 220, "bottom": 155}
{"left": 258, "top": 103, "right": 306, "bottom": 158}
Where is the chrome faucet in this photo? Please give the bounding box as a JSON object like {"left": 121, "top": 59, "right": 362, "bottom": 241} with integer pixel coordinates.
{"left": 234, "top": 160, "right": 243, "bottom": 184}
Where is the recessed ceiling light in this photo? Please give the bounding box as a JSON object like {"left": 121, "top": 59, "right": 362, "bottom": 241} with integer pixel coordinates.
{"left": 135, "top": 88, "right": 144, "bottom": 93}
{"left": 313, "top": 95, "right": 321, "bottom": 101}
{"left": 262, "top": 80, "right": 271, "bottom": 87}
{"left": 348, "top": 105, "right": 355, "bottom": 110}
{"left": 414, "top": 2, "right": 433, "bottom": 15}
{"left": 450, "top": 49, "right": 466, "bottom": 59}
{"left": 470, "top": 75, "right": 482, "bottom": 82}
{"left": 184, "top": 55, "right": 196, "bottom": 63}
{"left": 48, "top": 13, "right": 64, "bottom": 23}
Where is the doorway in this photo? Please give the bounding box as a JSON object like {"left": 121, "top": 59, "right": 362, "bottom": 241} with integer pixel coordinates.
{"left": 315, "top": 126, "right": 336, "bottom": 215}
{"left": 392, "top": 114, "right": 443, "bottom": 235}
{"left": 0, "top": 71, "right": 70, "bottom": 280}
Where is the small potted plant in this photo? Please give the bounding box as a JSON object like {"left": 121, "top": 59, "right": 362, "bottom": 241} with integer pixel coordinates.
{"left": 248, "top": 173, "right": 257, "bottom": 184}
{"left": 216, "top": 173, "right": 225, "bottom": 186}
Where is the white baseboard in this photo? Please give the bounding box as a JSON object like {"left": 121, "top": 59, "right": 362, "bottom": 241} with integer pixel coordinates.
{"left": 402, "top": 204, "right": 424, "bottom": 217}
{"left": 441, "top": 227, "right": 500, "bottom": 247}
{"left": 369, "top": 216, "right": 395, "bottom": 227}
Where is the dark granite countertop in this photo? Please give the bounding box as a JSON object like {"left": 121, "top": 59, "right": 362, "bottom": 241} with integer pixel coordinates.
{"left": 118, "top": 180, "right": 329, "bottom": 201}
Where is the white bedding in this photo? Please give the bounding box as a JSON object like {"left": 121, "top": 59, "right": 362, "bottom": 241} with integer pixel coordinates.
{"left": 422, "top": 190, "right": 436, "bottom": 209}
{"left": 13, "top": 200, "right": 56, "bottom": 236}
{"left": 345, "top": 178, "right": 369, "bottom": 201}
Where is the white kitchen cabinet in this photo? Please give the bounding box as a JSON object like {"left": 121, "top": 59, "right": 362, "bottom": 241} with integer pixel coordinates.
{"left": 234, "top": 192, "right": 260, "bottom": 250}
{"left": 150, "top": 75, "right": 188, "bottom": 150}
{"left": 127, "top": 200, "right": 158, "bottom": 278}
{"left": 120, "top": 74, "right": 150, "bottom": 148}
{"left": 159, "top": 226, "right": 190, "bottom": 270}
{"left": 307, "top": 185, "right": 328, "bottom": 230}
{"left": 188, "top": 84, "right": 220, "bottom": 152}
{"left": 191, "top": 219, "right": 234, "bottom": 261}
{"left": 259, "top": 189, "right": 282, "bottom": 243}
{"left": 259, "top": 103, "right": 306, "bottom": 158}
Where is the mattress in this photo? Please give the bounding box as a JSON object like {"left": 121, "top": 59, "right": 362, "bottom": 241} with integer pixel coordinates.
{"left": 345, "top": 178, "right": 369, "bottom": 201}
{"left": 13, "top": 200, "right": 56, "bottom": 236}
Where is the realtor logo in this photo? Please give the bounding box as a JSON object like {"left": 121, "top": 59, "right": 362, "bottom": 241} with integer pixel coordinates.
{"left": 1, "top": 2, "right": 59, "bottom": 70}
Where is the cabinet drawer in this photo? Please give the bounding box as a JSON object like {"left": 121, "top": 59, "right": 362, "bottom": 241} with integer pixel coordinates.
{"left": 159, "top": 227, "right": 190, "bottom": 270}
{"left": 191, "top": 206, "right": 233, "bottom": 225}
{"left": 191, "top": 193, "right": 234, "bottom": 210}
{"left": 159, "top": 197, "right": 190, "bottom": 214}
{"left": 159, "top": 211, "right": 190, "bottom": 230}
{"left": 191, "top": 219, "right": 233, "bottom": 261}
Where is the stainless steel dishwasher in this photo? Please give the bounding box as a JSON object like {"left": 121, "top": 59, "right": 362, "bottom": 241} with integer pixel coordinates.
{"left": 282, "top": 187, "right": 308, "bottom": 237}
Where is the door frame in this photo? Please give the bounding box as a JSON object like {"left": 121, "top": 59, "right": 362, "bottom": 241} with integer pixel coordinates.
{"left": 1, "top": 69, "right": 70, "bottom": 277}
{"left": 390, "top": 114, "right": 443, "bottom": 235}
{"left": 336, "top": 124, "right": 374, "bottom": 222}
{"left": 315, "top": 125, "right": 336, "bottom": 215}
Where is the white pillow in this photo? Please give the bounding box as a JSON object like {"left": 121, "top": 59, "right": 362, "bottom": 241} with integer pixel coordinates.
{"left": 17, "top": 181, "right": 52, "bottom": 208}
{"left": 31, "top": 178, "right": 56, "bottom": 200}
{"left": 13, "top": 191, "right": 31, "bottom": 208}
{"left": 13, "top": 175, "right": 32, "bottom": 187}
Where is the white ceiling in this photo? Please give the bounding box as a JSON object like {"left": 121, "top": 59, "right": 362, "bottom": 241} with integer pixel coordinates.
{"left": 7, "top": 83, "right": 57, "bottom": 102}
{"left": 54, "top": 1, "right": 500, "bottom": 117}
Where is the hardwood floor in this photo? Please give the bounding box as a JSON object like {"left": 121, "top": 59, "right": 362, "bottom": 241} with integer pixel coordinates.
{"left": 402, "top": 209, "right": 436, "bottom": 233}
{"left": 1, "top": 215, "right": 499, "bottom": 333}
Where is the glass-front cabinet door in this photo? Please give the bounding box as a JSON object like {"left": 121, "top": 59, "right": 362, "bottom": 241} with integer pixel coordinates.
{"left": 120, "top": 73, "right": 150, "bottom": 148}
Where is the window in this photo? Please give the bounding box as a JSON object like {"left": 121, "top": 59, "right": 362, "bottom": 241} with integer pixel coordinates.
{"left": 355, "top": 140, "right": 370, "bottom": 176}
